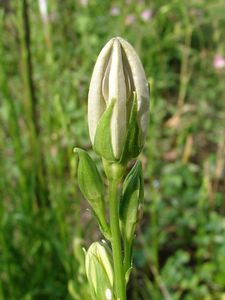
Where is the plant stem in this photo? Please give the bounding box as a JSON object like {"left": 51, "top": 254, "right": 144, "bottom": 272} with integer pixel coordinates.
{"left": 17, "top": 0, "right": 49, "bottom": 209}
{"left": 109, "top": 180, "right": 126, "bottom": 300}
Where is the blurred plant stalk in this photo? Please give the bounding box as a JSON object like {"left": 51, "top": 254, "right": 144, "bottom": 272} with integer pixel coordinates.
{"left": 17, "top": 0, "right": 48, "bottom": 208}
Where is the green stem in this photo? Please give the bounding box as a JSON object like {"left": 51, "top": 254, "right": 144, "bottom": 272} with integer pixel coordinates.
{"left": 109, "top": 180, "right": 126, "bottom": 300}
{"left": 17, "top": 0, "right": 49, "bottom": 209}
{"left": 151, "top": 191, "right": 159, "bottom": 271}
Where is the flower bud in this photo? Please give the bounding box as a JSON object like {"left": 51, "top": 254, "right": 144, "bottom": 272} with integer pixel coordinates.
{"left": 74, "top": 148, "right": 110, "bottom": 239}
{"left": 85, "top": 241, "right": 115, "bottom": 300}
{"left": 119, "top": 161, "right": 144, "bottom": 275}
{"left": 88, "top": 37, "right": 149, "bottom": 162}
{"left": 74, "top": 148, "right": 104, "bottom": 201}
{"left": 120, "top": 160, "right": 144, "bottom": 242}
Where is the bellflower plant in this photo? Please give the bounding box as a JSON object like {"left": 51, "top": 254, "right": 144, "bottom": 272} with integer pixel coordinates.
{"left": 75, "top": 37, "right": 150, "bottom": 300}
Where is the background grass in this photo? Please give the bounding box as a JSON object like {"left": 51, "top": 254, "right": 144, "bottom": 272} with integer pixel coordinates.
{"left": 0, "top": 0, "right": 225, "bottom": 299}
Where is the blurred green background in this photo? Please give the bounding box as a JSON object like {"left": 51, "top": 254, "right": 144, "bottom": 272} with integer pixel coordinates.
{"left": 0, "top": 0, "right": 225, "bottom": 299}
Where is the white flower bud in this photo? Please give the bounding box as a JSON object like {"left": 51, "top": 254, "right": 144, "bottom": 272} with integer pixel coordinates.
{"left": 85, "top": 241, "right": 115, "bottom": 299}
{"left": 88, "top": 37, "right": 149, "bottom": 161}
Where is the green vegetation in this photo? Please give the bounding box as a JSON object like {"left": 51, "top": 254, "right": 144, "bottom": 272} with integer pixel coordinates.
{"left": 0, "top": 0, "right": 225, "bottom": 299}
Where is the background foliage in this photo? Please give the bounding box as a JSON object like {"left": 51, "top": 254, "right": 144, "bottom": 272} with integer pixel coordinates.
{"left": 0, "top": 0, "right": 225, "bottom": 299}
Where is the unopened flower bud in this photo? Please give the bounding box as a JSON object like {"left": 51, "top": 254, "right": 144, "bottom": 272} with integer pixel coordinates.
{"left": 120, "top": 160, "right": 144, "bottom": 242}
{"left": 74, "top": 148, "right": 110, "bottom": 239}
{"left": 88, "top": 37, "right": 149, "bottom": 162}
{"left": 85, "top": 241, "right": 115, "bottom": 299}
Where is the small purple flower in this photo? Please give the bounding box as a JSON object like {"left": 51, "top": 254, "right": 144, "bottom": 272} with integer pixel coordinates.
{"left": 110, "top": 6, "right": 120, "bottom": 16}
{"left": 141, "top": 9, "right": 152, "bottom": 22}
{"left": 213, "top": 54, "right": 225, "bottom": 69}
{"left": 125, "top": 14, "right": 136, "bottom": 26}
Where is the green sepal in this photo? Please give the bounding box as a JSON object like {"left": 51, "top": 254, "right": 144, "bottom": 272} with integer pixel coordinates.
{"left": 120, "top": 93, "right": 141, "bottom": 164}
{"left": 125, "top": 266, "right": 133, "bottom": 284}
{"left": 74, "top": 148, "right": 111, "bottom": 239}
{"left": 93, "top": 99, "right": 116, "bottom": 162}
{"left": 120, "top": 160, "right": 144, "bottom": 242}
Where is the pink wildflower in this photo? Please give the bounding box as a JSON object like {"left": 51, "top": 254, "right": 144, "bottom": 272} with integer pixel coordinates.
{"left": 110, "top": 6, "right": 120, "bottom": 16}
{"left": 213, "top": 54, "right": 225, "bottom": 69}
{"left": 141, "top": 9, "right": 152, "bottom": 22}
{"left": 125, "top": 14, "right": 136, "bottom": 26}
